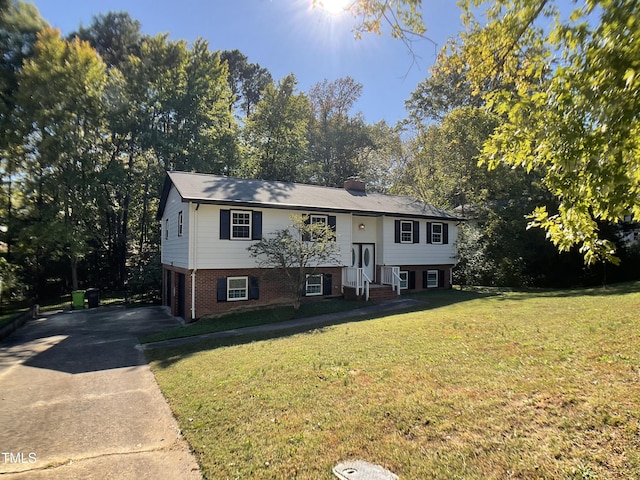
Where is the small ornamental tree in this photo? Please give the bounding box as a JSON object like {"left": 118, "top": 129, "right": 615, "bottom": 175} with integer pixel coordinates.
{"left": 247, "top": 215, "right": 341, "bottom": 309}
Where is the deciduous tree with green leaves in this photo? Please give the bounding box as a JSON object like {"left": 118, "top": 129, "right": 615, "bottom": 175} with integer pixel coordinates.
{"left": 16, "top": 28, "right": 109, "bottom": 291}
{"left": 453, "top": 0, "right": 640, "bottom": 265}
{"left": 343, "top": 0, "right": 638, "bottom": 265}
{"left": 307, "top": 77, "right": 373, "bottom": 187}
{"left": 241, "top": 74, "right": 310, "bottom": 182}
{"left": 247, "top": 215, "right": 340, "bottom": 309}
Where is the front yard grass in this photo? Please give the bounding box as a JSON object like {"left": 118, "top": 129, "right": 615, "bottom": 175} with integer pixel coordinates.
{"left": 147, "top": 282, "right": 640, "bottom": 479}
{"left": 140, "top": 298, "right": 368, "bottom": 344}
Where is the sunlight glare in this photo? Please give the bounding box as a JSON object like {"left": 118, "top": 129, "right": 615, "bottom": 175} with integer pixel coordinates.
{"left": 317, "top": 0, "right": 350, "bottom": 15}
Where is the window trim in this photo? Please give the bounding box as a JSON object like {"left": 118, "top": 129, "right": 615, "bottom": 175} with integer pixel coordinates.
{"left": 305, "top": 274, "right": 323, "bottom": 296}
{"left": 165, "top": 218, "right": 169, "bottom": 240}
{"left": 431, "top": 222, "right": 443, "bottom": 244}
{"left": 177, "top": 211, "right": 183, "bottom": 237}
{"left": 230, "top": 210, "right": 252, "bottom": 240}
{"left": 227, "top": 276, "right": 249, "bottom": 301}
{"left": 309, "top": 215, "right": 328, "bottom": 241}
{"left": 399, "top": 271, "right": 409, "bottom": 290}
{"left": 426, "top": 270, "right": 439, "bottom": 288}
{"left": 400, "top": 220, "right": 413, "bottom": 243}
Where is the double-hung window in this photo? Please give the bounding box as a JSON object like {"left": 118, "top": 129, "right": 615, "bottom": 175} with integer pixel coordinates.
{"left": 305, "top": 274, "right": 323, "bottom": 296}
{"left": 177, "top": 211, "right": 183, "bottom": 237}
{"left": 231, "top": 210, "right": 251, "bottom": 239}
{"left": 426, "top": 270, "right": 438, "bottom": 288}
{"left": 399, "top": 271, "right": 409, "bottom": 290}
{"left": 227, "top": 276, "right": 248, "bottom": 301}
{"left": 400, "top": 221, "right": 414, "bottom": 243}
{"left": 165, "top": 218, "right": 169, "bottom": 240}
{"left": 309, "top": 215, "right": 327, "bottom": 241}
{"left": 431, "top": 223, "right": 443, "bottom": 244}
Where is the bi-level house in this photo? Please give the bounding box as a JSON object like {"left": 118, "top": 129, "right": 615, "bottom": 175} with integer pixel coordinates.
{"left": 157, "top": 171, "right": 462, "bottom": 321}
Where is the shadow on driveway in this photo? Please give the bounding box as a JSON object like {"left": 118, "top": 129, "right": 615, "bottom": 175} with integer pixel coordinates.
{"left": 0, "top": 305, "right": 201, "bottom": 479}
{"left": 3, "top": 306, "right": 179, "bottom": 375}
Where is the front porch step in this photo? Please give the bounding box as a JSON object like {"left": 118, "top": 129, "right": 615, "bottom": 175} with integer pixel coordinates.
{"left": 344, "top": 284, "right": 400, "bottom": 302}
{"left": 369, "top": 285, "right": 401, "bottom": 301}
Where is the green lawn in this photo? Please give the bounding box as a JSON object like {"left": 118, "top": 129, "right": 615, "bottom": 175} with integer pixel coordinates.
{"left": 140, "top": 298, "right": 367, "bottom": 344}
{"left": 147, "top": 282, "right": 640, "bottom": 479}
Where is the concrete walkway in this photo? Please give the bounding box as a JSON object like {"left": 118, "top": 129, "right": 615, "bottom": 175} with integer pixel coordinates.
{"left": 142, "top": 298, "right": 426, "bottom": 351}
{"left": 0, "top": 306, "right": 201, "bottom": 479}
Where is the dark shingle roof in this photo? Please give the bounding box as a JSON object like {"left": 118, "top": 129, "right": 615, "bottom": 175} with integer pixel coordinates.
{"left": 158, "top": 171, "right": 461, "bottom": 221}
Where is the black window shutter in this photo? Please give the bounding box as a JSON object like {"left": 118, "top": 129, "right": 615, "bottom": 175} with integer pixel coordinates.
{"left": 408, "top": 271, "right": 416, "bottom": 290}
{"left": 426, "top": 222, "right": 432, "bottom": 244}
{"left": 443, "top": 223, "right": 449, "bottom": 244}
{"left": 252, "top": 211, "right": 262, "bottom": 240}
{"left": 422, "top": 271, "right": 428, "bottom": 289}
{"left": 413, "top": 221, "right": 420, "bottom": 243}
{"left": 220, "top": 210, "right": 230, "bottom": 239}
{"left": 328, "top": 216, "right": 337, "bottom": 240}
{"left": 394, "top": 220, "right": 401, "bottom": 243}
{"left": 249, "top": 276, "right": 259, "bottom": 299}
{"left": 217, "top": 278, "right": 227, "bottom": 302}
{"left": 438, "top": 269, "right": 445, "bottom": 288}
{"left": 323, "top": 273, "right": 332, "bottom": 296}
{"left": 302, "top": 215, "right": 311, "bottom": 241}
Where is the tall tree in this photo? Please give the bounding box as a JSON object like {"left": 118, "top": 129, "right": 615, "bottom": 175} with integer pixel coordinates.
{"left": 71, "top": 11, "right": 144, "bottom": 68}
{"left": 307, "top": 77, "right": 373, "bottom": 186}
{"left": 16, "top": 28, "right": 108, "bottom": 292}
{"left": 221, "top": 49, "right": 273, "bottom": 118}
{"left": 69, "top": 11, "right": 146, "bottom": 289}
{"left": 404, "top": 52, "right": 483, "bottom": 125}
{"left": 0, "top": 1, "right": 47, "bottom": 261}
{"left": 104, "top": 34, "right": 237, "bottom": 289}
{"left": 454, "top": 0, "right": 640, "bottom": 264}
{"left": 241, "top": 74, "right": 310, "bottom": 182}
{"left": 358, "top": 121, "right": 405, "bottom": 193}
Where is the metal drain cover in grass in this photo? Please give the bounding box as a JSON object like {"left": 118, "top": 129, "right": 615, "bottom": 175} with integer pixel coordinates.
{"left": 333, "top": 460, "right": 398, "bottom": 480}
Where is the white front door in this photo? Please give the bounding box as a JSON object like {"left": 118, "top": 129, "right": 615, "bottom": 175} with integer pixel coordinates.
{"left": 353, "top": 243, "right": 375, "bottom": 282}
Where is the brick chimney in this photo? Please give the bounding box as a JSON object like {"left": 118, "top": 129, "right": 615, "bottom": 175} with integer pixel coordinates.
{"left": 344, "top": 178, "right": 366, "bottom": 193}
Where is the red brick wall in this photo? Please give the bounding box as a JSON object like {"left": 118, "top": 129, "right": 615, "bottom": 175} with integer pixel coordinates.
{"left": 376, "top": 264, "right": 453, "bottom": 290}
{"left": 163, "top": 265, "right": 343, "bottom": 321}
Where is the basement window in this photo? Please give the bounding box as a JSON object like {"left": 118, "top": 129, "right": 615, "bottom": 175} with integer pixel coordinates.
{"left": 227, "top": 276, "right": 249, "bottom": 301}
{"left": 305, "top": 274, "right": 323, "bottom": 296}
{"left": 426, "top": 270, "right": 438, "bottom": 288}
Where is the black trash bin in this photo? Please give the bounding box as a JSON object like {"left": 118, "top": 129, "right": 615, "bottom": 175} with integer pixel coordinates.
{"left": 86, "top": 288, "right": 100, "bottom": 308}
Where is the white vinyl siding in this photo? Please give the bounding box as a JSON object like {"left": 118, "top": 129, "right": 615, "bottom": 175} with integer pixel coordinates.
{"left": 379, "top": 217, "right": 458, "bottom": 266}
{"left": 161, "top": 186, "right": 189, "bottom": 268}
{"left": 192, "top": 205, "right": 351, "bottom": 269}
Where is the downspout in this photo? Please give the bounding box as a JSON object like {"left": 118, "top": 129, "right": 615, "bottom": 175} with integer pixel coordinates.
{"left": 191, "top": 203, "right": 200, "bottom": 321}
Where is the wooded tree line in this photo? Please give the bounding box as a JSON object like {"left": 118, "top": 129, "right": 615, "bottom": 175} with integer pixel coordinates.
{"left": 0, "top": 3, "right": 402, "bottom": 300}
{"left": 1, "top": 0, "right": 638, "bottom": 302}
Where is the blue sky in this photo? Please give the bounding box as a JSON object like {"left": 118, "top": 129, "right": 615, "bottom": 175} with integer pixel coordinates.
{"left": 30, "top": 0, "right": 463, "bottom": 125}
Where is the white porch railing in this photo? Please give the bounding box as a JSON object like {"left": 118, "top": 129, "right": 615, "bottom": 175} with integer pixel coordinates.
{"left": 342, "top": 267, "right": 371, "bottom": 301}
{"left": 381, "top": 266, "right": 402, "bottom": 295}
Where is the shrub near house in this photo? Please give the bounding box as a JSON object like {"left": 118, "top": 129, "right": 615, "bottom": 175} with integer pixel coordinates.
{"left": 157, "top": 172, "right": 462, "bottom": 321}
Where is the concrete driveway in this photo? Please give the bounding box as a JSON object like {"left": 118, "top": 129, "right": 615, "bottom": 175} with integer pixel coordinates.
{"left": 0, "top": 305, "right": 201, "bottom": 479}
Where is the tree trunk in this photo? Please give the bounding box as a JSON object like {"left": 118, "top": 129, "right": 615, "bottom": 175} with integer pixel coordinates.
{"left": 71, "top": 254, "right": 79, "bottom": 291}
